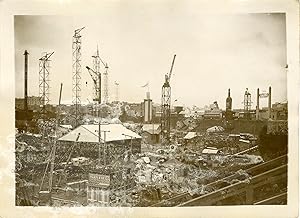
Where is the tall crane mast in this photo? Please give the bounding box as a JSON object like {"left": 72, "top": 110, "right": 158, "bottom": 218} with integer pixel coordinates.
{"left": 161, "top": 54, "right": 176, "bottom": 144}
{"left": 86, "top": 66, "right": 101, "bottom": 105}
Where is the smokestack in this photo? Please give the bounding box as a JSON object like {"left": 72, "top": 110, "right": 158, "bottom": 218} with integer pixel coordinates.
{"left": 226, "top": 88, "right": 232, "bottom": 111}
{"left": 146, "top": 91, "right": 150, "bottom": 100}
{"left": 268, "top": 86, "right": 272, "bottom": 119}
{"left": 256, "top": 88, "right": 259, "bottom": 120}
{"left": 24, "top": 50, "right": 29, "bottom": 111}
{"left": 59, "top": 83, "right": 63, "bottom": 105}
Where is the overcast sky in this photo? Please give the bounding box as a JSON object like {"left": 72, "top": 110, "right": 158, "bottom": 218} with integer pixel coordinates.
{"left": 15, "top": 11, "right": 287, "bottom": 109}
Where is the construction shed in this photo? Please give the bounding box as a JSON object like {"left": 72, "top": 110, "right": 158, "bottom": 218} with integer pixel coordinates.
{"left": 183, "top": 131, "right": 199, "bottom": 146}
{"left": 58, "top": 124, "right": 142, "bottom": 155}
{"left": 141, "top": 124, "right": 161, "bottom": 144}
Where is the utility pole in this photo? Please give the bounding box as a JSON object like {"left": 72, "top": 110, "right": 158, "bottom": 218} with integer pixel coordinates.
{"left": 102, "top": 130, "right": 110, "bottom": 166}
{"left": 256, "top": 88, "right": 259, "bottom": 120}
{"left": 122, "top": 134, "right": 136, "bottom": 154}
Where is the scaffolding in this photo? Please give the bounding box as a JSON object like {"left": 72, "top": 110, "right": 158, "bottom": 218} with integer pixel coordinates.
{"left": 103, "top": 63, "right": 109, "bottom": 104}
{"left": 39, "top": 52, "right": 54, "bottom": 115}
{"left": 243, "top": 88, "right": 252, "bottom": 120}
{"left": 72, "top": 27, "right": 85, "bottom": 126}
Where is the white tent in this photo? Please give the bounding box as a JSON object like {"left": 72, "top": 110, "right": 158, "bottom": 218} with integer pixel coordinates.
{"left": 58, "top": 124, "right": 141, "bottom": 143}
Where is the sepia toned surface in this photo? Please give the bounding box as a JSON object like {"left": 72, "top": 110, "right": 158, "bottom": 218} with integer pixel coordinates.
{"left": 0, "top": 0, "right": 299, "bottom": 217}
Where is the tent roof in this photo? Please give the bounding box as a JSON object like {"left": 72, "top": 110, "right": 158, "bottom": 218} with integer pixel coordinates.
{"left": 58, "top": 124, "right": 141, "bottom": 143}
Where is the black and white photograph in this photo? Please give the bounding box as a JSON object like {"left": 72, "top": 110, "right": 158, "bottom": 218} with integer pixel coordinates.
{"left": 0, "top": 0, "right": 299, "bottom": 217}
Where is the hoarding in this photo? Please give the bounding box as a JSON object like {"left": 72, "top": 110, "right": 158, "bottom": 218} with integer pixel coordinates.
{"left": 88, "top": 173, "right": 110, "bottom": 188}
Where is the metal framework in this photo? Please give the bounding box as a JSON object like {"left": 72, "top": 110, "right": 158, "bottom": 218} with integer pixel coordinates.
{"left": 86, "top": 65, "right": 100, "bottom": 117}
{"left": 161, "top": 54, "right": 176, "bottom": 144}
{"left": 243, "top": 88, "right": 252, "bottom": 120}
{"left": 39, "top": 52, "right": 54, "bottom": 114}
{"left": 161, "top": 81, "right": 171, "bottom": 143}
{"left": 72, "top": 27, "right": 85, "bottom": 126}
{"left": 256, "top": 86, "right": 272, "bottom": 120}
{"left": 103, "top": 63, "right": 109, "bottom": 104}
{"left": 92, "top": 46, "right": 101, "bottom": 103}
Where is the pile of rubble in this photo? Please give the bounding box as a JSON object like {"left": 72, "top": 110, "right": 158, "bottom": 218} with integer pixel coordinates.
{"left": 128, "top": 144, "right": 264, "bottom": 205}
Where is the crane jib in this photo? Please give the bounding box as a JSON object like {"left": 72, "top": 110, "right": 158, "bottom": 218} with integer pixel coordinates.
{"left": 168, "top": 54, "right": 176, "bottom": 82}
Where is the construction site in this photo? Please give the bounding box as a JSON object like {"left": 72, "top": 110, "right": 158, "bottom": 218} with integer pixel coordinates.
{"left": 15, "top": 25, "right": 288, "bottom": 207}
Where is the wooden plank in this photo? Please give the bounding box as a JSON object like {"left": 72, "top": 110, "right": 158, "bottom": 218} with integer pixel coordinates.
{"left": 254, "top": 192, "right": 287, "bottom": 205}
{"left": 245, "top": 185, "right": 254, "bottom": 204}
{"left": 177, "top": 165, "right": 287, "bottom": 206}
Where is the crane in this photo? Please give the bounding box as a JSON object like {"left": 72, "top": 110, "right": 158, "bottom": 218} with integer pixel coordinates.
{"left": 161, "top": 54, "right": 176, "bottom": 144}
{"left": 86, "top": 66, "right": 101, "bottom": 104}
{"left": 74, "top": 27, "right": 85, "bottom": 36}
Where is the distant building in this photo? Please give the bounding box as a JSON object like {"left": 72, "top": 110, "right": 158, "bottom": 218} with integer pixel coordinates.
{"left": 141, "top": 124, "right": 161, "bottom": 144}
{"left": 203, "top": 101, "right": 222, "bottom": 119}
{"left": 143, "top": 92, "right": 153, "bottom": 123}
{"left": 15, "top": 96, "right": 40, "bottom": 110}
{"left": 271, "top": 102, "right": 288, "bottom": 120}
{"left": 233, "top": 109, "right": 256, "bottom": 120}
{"left": 126, "top": 103, "right": 143, "bottom": 117}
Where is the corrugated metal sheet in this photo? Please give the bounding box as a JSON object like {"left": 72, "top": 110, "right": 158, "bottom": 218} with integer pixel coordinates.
{"left": 183, "top": 132, "right": 197, "bottom": 139}
{"left": 206, "top": 126, "right": 225, "bottom": 133}
{"left": 202, "top": 147, "right": 219, "bottom": 154}
{"left": 58, "top": 124, "right": 141, "bottom": 143}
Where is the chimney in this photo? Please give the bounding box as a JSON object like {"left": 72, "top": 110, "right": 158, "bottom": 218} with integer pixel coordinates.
{"left": 268, "top": 86, "right": 272, "bottom": 119}
{"left": 226, "top": 88, "right": 232, "bottom": 111}
{"left": 146, "top": 91, "right": 151, "bottom": 100}
{"left": 24, "top": 50, "right": 29, "bottom": 111}
{"left": 256, "top": 88, "right": 259, "bottom": 120}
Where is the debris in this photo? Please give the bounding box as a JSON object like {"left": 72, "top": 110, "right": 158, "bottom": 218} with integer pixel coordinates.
{"left": 142, "top": 156, "right": 151, "bottom": 164}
